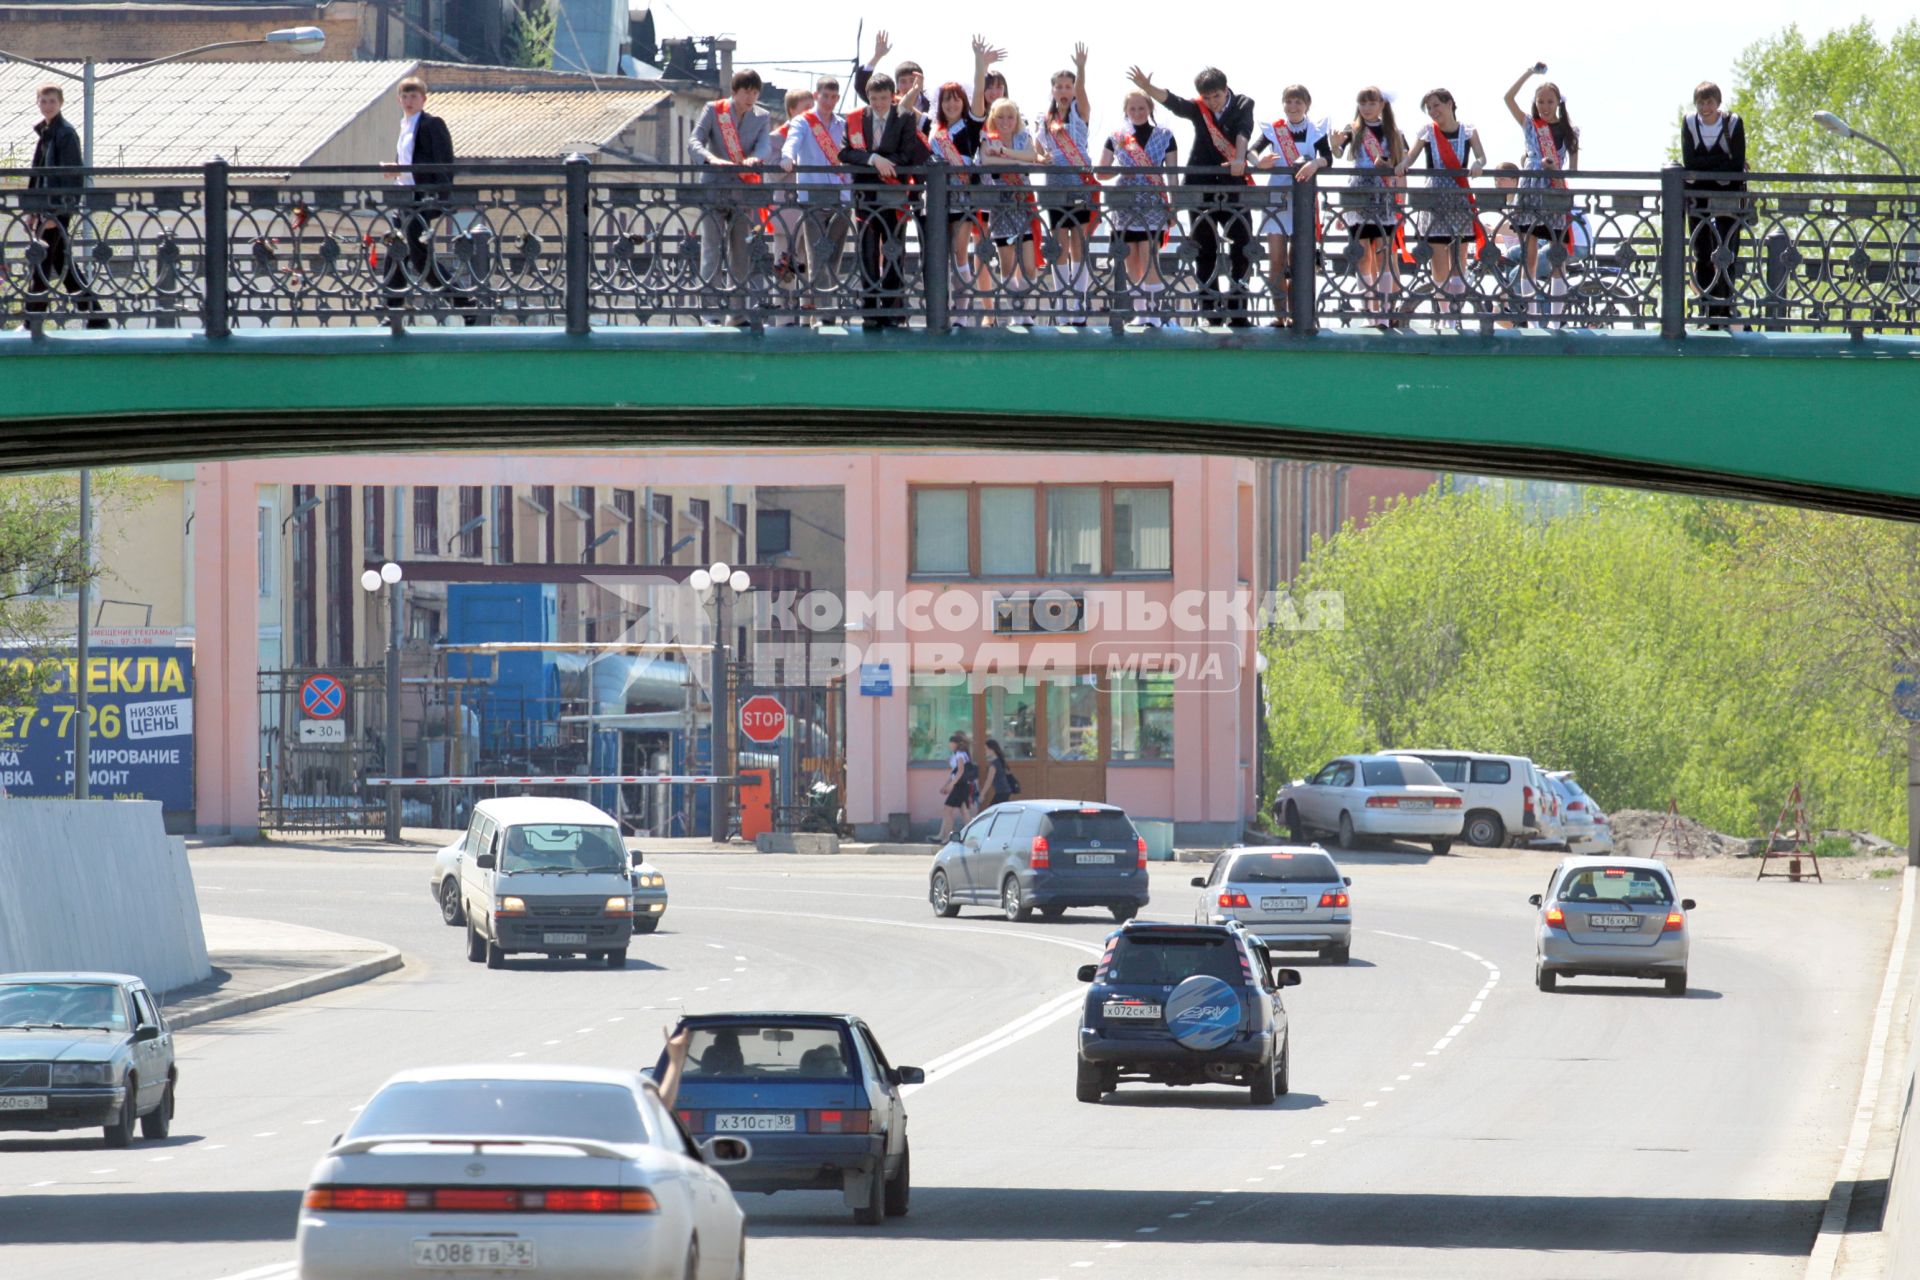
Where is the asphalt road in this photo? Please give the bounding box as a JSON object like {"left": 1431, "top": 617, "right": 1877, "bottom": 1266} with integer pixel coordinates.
{"left": 0, "top": 844, "right": 1898, "bottom": 1280}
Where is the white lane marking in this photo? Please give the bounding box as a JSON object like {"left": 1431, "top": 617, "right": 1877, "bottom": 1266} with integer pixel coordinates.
{"left": 1070, "top": 1264, "right": 1094, "bottom": 1270}
{"left": 1807, "top": 864, "right": 1915, "bottom": 1280}
{"left": 1168, "top": 1211, "right": 1190, "bottom": 1218}
{"left": 508, "top": 1052, "right": 527, "bottom": 1059}
{"left": 733, "top": 955, "right": 748, "bottom": 962}
{"left": 90, "top": 1168, "right": 116, "bottom": 1175}
{"left": 1136, "top": 1226, "right": 1158, "bottom": 1234}
{"left": 253, "top": 1132, "right": 277, "bottom": 1139}
{"left": 1104, "top": 1241, "right": 1128, "bottom": 1248}
{"left": 904, "top": 989, "right": 1090, "bottom": 1096}
{"left": 148, "top": 1156, "right": 173, "bottom": 1163}
{"left": 1195, "top": 1199, "right": 1215, "bottom": 1206}
{"left": 203, "top": 1145, "right": 227, "bottom": 1152}
{"left": 576, "top": 1028, "right": 595, "bottom": 1034}
{"left": 1310, "top": 1139, "right": 1327, "bottom": 1146}
{"left": 705, "top": 943, "right": 728, "bottom": 950}
{"left": 543, "top": 1039, "right": 561, "bottom": 1045}
{"left": 213, "top": 1265, "right": 299, "bottom": 1280}
{"left": 1363, "top": 1101, "right": 1379, "bottom": 1108}
{"left": 1461, "top": 950, "right": 1482, "bottom": 961}
{"left": 1373, "top": 930, "right": 1419, "bottom": 940}
{"left": 724, "top": 885, "right": 922, "bottom": 901}
{"left": 302, "top": 1119, "right": 323, "bottom": 1125}
{"left": 29, "top": 1179, "right": 55, "bottom": 1187}
{"left": 1268, "top": 1164, "right": 1285, "bottom": 1171}
{"left": 1288, "top": 1154, "right": 1305, "bottom": 1160}
{"left": 734, "top": 967, "right": 747, "bottom": 973}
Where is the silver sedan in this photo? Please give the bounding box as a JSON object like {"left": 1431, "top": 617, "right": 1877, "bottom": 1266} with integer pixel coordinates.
{"left": 1192, "top": 847, "right": 1354, "bottom": 963}
{"left": 1530, "top": 856, "right": 1695, "bottom": 996}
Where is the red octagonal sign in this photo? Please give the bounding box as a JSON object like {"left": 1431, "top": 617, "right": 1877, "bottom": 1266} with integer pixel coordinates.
{"left": 739, "top": 695, "right": 787, "bottom": 744}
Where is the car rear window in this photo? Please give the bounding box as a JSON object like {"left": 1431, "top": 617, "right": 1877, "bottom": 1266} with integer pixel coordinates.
{"left": 1470, "top": 760, "right": 1512, "bottom": 784}
{"left": 1042, "top": 810, "right": 1136, "bottom": 846}
{"left": 1104, "top": 934, "right": 1245, "bottom": 986}
{"left": 350, "top": 1080, "right": 646, "bottom": 1144}
{"left": 1360, "top": 759, "right": 1442, "bottom": 787}
{"left": 1227, "top": 851, "right": 1341, "bottom": 883}
{"left": 680, "top": 1024, "right": 857, "bottom": 1080}
{"left": 1557, "top": 867, "right": 1672, "bottom": 904}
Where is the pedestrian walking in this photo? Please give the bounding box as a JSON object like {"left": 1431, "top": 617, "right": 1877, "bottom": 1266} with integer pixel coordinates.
{"left": 25, "top": 83, "right": 106, "bottom": 328}
{"left": 1680, "top": 81, "right": 1747, "bottom": 329}
{"left": 1127, "top": 65, "right": 1256, "bottom": 327}
{"left": 980, "top": 737, "right": 1018, "bottom": 808}
{"left": 933, "top": 731, "right": 977, "bottom": 842}
{"left": 688, "top": 70, "right": 778, "bottom": 325}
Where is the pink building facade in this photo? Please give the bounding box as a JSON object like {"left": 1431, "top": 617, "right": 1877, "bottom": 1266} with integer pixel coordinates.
{"left": 193, "top": 451, "right": 1261, "bottom": 844}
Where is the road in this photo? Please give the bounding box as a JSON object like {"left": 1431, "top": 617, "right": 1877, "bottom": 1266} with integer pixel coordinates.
{"left": 0, "top": 844, "right": 1897, "bottom": 1279}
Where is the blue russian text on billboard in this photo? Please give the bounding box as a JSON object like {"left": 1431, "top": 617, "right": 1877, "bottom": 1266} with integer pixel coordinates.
{"left": 0, "top": 646, "right": 195, "bottom": 811}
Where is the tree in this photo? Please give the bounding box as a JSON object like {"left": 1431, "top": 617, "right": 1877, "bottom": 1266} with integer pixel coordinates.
{"left": 1725, "top": 19, "right": 1920, "bottom": 175}
{"left": 506, "top": 1, "right": 557, "bottom": 71}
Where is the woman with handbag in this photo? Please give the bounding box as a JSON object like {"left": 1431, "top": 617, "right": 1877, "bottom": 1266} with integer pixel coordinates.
{"left": 981, "top": 737, "right": 1020, "bottom": 808}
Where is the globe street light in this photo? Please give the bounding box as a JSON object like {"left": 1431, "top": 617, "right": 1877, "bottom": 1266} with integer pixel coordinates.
{"left": 360, "top": 560, "right": 405, "bottom": 842}
{"left": 694, "top": 563, "right": 751, "bottom": 844}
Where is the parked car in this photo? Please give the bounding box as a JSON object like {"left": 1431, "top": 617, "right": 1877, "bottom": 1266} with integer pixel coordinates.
{"left": 457, "top": 797, "right": 645, "bottom": 969}
{"left": 1383, "top": 749, "right": 1549, "bottom": 848}
{"left": 1529, "top": 856, "right": 1695, "bottom": 996}
{"left": 0, "top": 972, "right": 176, "bottom": 1147}
{"left": 435, "top": 819, "right": 669, "bottom": 934}
{"left": 1273, "top": 754, "right": 1464, "bottom": 854}
{"left": 297, "top": 1064, "right": 748, "bottom": 1279}
{"left": 1548, "top": 771, "right": 1614, "bottom": 855}
{"left": 929, "top": 800, "right": 1149, "bottom": 923}
{"left": 1075, "top": 920, "right": 1299, "bottom": 1105}
{"left": 1192, "top": 846, "right": 1354, "bottom": 963}
{"left": 656, "top": 1013, "right": 921, "bottom": 1225}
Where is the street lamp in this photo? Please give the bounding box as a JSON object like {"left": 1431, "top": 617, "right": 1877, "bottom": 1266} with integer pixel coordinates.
{"left": 1814, "top": 111, "right": 1909, "bottom": 175}
{"left": 693, "top": 561, "right": 750, "bottom": 844}
{"left": 0, "top": 26, "right": 326, "bottom": 166}
{"left": 360, "top": 559, "right": 404, "bottom": 842}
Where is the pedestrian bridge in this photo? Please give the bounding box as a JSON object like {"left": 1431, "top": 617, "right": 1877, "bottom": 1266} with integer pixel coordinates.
{"left": 4, "top": 162, "right": 1918, "bottom": 518}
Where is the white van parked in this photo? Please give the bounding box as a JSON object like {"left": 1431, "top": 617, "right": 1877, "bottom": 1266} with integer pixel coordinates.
{"left": 459, "top": 797, "right": 642, "bottom": 970}
{"left": 1382, "top": 750, "right": 1549, "bottom": 848}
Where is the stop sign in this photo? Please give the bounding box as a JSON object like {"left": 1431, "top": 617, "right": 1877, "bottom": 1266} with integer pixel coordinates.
{"left": 739, "top": 695, "right": 787, "bottom": 744}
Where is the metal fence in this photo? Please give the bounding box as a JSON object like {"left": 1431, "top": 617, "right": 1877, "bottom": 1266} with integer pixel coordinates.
{"left": 3, "top": 161, "right": 1916, "bottom": 337}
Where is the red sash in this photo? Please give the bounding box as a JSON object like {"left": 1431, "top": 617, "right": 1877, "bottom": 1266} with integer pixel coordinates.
{"left": 983, "top": 127, "right": 1044, "bottom": 243}
{"left": 847, "top": 109, "right": 903, "bottom": 185}
{"left": 1271, "top": 120, "right": 1304, "bottom": 166}
{"left": 1358, "top": 127, "right": 1414, "bottom": 265}
{"left": 930, "top": 123, "right": 968, "bottom": 166}
{"left": 714, "top": 100, "right": 761, "bottom": 183}
{"left": 1532, "top": 117, "right": 1578, "bottom": 252}
{"left": 1429, "top": 125, "right": 1488, "bottom": 255}
{"left": 1193, "top": 98, "right": 1253, "bottom": 185}
{"left": 1046, "top": 117, "right": 1103, "bottom": 198}
{"left": 804, "top": 110, "right": 842, "bottom": 164}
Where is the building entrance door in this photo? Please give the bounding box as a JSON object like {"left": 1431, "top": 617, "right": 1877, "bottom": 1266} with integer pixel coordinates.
{"left": 979, "top": 675, "right": 1105, "bottom": 804}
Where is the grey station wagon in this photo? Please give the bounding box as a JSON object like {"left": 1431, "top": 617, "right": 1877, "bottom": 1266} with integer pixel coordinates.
{"left": 930, "top": 801, "right": 1150, "bottom": 923}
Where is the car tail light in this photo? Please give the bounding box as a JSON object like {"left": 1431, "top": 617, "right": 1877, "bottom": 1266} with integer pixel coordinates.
{"left": 305, "top": 1186, "right": 415, "bottom": 1212}
{"left": 1137, "top": 836, "right": 1148, "bottom": 869}
{"left": 1365, "top": 795, "right": 1400, "bottom": 808}
{"left": 676, "top": 1109, "right": 703, "bottom": 1131}
{"left": 1030, "top": 836, "right": 1050, "bottom": 869}
{"left": 1523, "top": 785, "right": 1535, "bottom": 821}
{"left": 1434, "top": 795, "right": 1462, "bottom": 809}
{"left": 305, "top": 1184, "right": 659, "bottom": 1214}
{"left": 1594, "top": 814, "right": 1610, "bottom": 825}
{"left": 541, "top": 1189, "right": 658, "bottom": 1214}
{"left": 1317, "top": 892, "right": 1349, "bottom": 908}
{"left": 434, "top": 1188, "right": 522, "bottom": 1212}
{"left": 807, "top": 1109, "right": 872, "bottom": 1134}
{"left": 1544, "top": 905, "right": 1566, "bottom": 929}
{"left": 1567, "top": 801, "right": 1586, "bottom": 812}
{"left": 1663, "top": 911, "right": 1685, "bottom": 932}
{"left": 1218, "top": 892, "right": 1249, "bottom": 908}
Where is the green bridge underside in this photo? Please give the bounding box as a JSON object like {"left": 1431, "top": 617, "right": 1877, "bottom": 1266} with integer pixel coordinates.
{"left": 5, "top": 328, "right": 1917, "bottom": 520}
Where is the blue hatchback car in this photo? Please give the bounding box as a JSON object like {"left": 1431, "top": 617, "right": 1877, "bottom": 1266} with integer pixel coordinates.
{"left": 656, "top": 1013, "right": 923, "bottom": 1225}
{"left": 930, "top": 800, "right": 1150, "bottom": 923}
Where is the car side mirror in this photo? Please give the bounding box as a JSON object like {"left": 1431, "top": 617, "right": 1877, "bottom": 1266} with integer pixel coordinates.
{"left": 1528, "top": 894, "right": 1542, "bottom": 906}
{"left": 1275, "top": 968, "right": 1302, "bottom": 988}
{"left": 701, "top": 1136, "right": 753, "bottom": 1166}
{"left": 1190, "top": 876, "right": 1206, "bottom": 888}
{"left": 1682, "top": 898, "right": 1697, "bottom": 911}
{"left": 1343, "top": 876, "right": 1352, "bottom": 887}
{"left": 476, "top": 852, "right": 496, "bottom": 870}
{"left": 631, "top": 849, "right": 644, "bottom": 866}
{"left": 1076, "top": 964, "right": 1098, "bottom": 983}
{"left": 893, "top": 1066, "right": 925, "bottom": 1085}
{"left": 332, "top": 1132, "right": 343, "bottom": 1148}
{"left": 134, "top": 1024, "right": 160, "bottom": 1042}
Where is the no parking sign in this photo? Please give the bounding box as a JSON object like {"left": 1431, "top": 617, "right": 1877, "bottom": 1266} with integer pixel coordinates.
{"left": 300, "top": 673, "right": 346, "bottom": 720}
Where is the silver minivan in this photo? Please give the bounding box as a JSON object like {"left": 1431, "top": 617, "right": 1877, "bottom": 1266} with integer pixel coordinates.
{"left": 460, "top": 797, "right": 642, "bottom": 970}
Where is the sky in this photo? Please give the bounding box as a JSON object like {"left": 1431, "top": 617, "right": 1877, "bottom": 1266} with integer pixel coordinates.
{"left": 648, "top": 1, "right": 1919, "bottom": 170}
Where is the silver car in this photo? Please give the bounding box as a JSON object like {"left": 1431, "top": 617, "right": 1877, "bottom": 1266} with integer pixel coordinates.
{"left": 1530, "top": 856, "right": 1695, "bottom": 996}
{"left": 0, "top": 972, "right": 177, "bottom": 1146}
{"left": 1548, "top": 771, "right": 1614, "bottom": 855}
{"left": 1191, "top": 846, "right": 1354, "bottom": 963}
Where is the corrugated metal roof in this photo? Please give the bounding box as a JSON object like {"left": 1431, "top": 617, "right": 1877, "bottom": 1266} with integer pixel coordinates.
{"left": 429, "top": 88, "right": 670, "bottom": 160}
{"left": 0, "top": 59, "right": 417, "bottom": 169}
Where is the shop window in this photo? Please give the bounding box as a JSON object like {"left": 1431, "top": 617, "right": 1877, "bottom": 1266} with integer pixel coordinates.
{"left": 983, "top": 681, "right": 1038, "bottom": 760}
{"left": 908, "top": 681, "right": 971, "bottom": 762}
{"left": 1114, "top": 488, "right": 1172, "bottom": 573}
{"left": 1111, "top": 673, "right": 1176, "bottom": 761}
{"left": 1045, "top": 676, "right": 1101, "bottom": 762}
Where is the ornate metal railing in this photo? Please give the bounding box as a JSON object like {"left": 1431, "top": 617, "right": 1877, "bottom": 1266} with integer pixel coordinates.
{"left": 2, "top": 161, "right": 1915, "bottom": 337}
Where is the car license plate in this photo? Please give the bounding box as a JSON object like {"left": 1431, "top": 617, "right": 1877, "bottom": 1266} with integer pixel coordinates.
{"left": 411, "top": 1238, "right": 535, "bottom": 1269}
{"left": 1591, "top": 914, "right": 1639, "bottom": 928}
{"left": 1103, "top": 1002, "right": 1162, "bottom": 1019}
{"left": 1077, "top": 852, "right": 1115, "bottom": 865}
{"left": 1261, "top": 897, "right": 1308, "bottom": 911}
{"left": 714, "top": 1112, "right": 796, "bottom": 1133}
{"left": 543, "top": 932, "right": 589, "bottom": 945}
{"left": 0, "top": 1095, "right": 47, "bottom": 1111}
{"left": 1399, "top": 799, "right": 1432, "bottom": 811}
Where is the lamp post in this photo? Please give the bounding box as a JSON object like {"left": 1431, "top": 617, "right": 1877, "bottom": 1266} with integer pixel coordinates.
{"left": 692, "top": 561, "right": 751, "bottom": 844}
{"left": 360, "top": 560, "right": 404, "bottom": 842}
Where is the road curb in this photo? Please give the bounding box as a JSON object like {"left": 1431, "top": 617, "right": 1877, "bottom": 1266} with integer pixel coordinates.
{"left": 165, "top": 947, "right": 405, "bottom": 1032}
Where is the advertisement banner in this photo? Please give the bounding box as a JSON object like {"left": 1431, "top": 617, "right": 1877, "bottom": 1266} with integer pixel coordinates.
{"left": 0, "top": 646, "right": 195, "bottom": 811}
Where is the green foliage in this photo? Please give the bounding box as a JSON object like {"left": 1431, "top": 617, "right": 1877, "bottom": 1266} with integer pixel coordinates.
{"left": 1726, "top": 19, "right": 1920, "bottom": 175}
{"left": 506, "top": 1, "right": 557, "bottom": 71}
{"left": 1261, "top": 486, "right": 1907, "bottom": 843}
{"left": 1810, "top": 835, "right": 1857, "bottom": 859}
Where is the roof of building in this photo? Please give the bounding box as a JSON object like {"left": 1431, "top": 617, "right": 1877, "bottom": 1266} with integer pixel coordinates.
{"left": 430, "top": 87, "right": 670, "bottom": 161}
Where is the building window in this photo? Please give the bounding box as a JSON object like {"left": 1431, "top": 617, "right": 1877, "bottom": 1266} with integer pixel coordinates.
{"left": 984, "top": 681, "right": 1038, "bottom": 760}
{"left": 757, "top": 508, "right": 792, "bottom": 558}
{"left": 325, "top": 486, "right": 353, "bottom": 665}
{"left": 1113, "top": 487, "right": 1172, "bottom": 573}
{"left": 980, "top": 487, "right": 1036, "bottom": 576}
{"left": 731, "top": 501, "right": 748, "bottom": 565}
{"left": 912, "top": 489, "right": 969, "bottom": 575}
{"left": 408, "top": 605, "right": 440, "bottom": 644}
{"left": 652, "top": 493, "right": 673, "bottom": 562}
{"left": 413, "top": 486, "right": 440, "bottom": 557}
{"left": 492, "top": 486, "right": 515, "bottom": 564}
{"left": 688, "top": 498, "right": 711, "bottom": 566}
{"left": 363, "top": 485, "right": 385, "bottom": 562}
{"left": 1110, "top": 673, "right": 1175, "bottom": 761}
{"left": 458, "top": 486, "right": 483, "bottom": 558}
{"left": 614, "top": 490, "right": 637, "bottom": 563}
{"left": 1046, "top": 487, "right": 1103, "bottom": 577}
{"left": 575, "top": 486, "right": 596, "bottom": 562}
{"left": 532, "top": 485, "right": 555, "bottom": 562}
{"left": 257, "top": 504, "right": 272, "bottom": 598}
{"left": 909, "top": 681, "right": 972, "bottom": 763}
{"left": 291, "top": 484, "right": 316, "bottom": 666}
{"left": 1046, "top": 675, "right": 1101, "bottom": 762}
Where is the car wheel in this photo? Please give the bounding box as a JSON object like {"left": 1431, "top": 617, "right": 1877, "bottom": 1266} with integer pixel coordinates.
{"left": 1285, "top": 802, "right": 1308, "bottom": 841}
{"left": 852, "top": 1165, "right": 885, "bottom": 1225}
{"left": 1336, "top": 812, "right": 1359, "bottom": 850}
{"left": 140, "top": 1076, "right": 174, "bottom": 1140}
{"left": 1464, "top": 811, "right": 1506, "bottom": 848}
{"left": 466, "top": 919, "right": 485, "bottom": 963}
{"left": 1110, "top": 903, "right": 1138, "bottom": 923}
{"left": 1074, "top": 1058, "right": 1108, "bottom": 1104}
{"left": 1250, "top": 1050, "right": 1277, "bottom": 1105}
{"left": 1324, "top": 943, "right": 1351, "bottom": 965}
{"left": 633, "top": 917, "right": 660, "bottom": 934}
{"left": 1275, "top": 1040, "right": 1291, "bottom": 1096}
{"left": 930, "top": 871, "right": 960, "bottom": 919}
{"left": 884, "top": 1141, "right": 911, "bottom": 1217}
{"left": 1665, "top": 972, "right": 1688, "bottom": 997}
{"left": 104, "top": 1076, "right": 137, "bottom": 1148}
{"left": 1002, "top": 876, "right": 1032, "bottom": 923}
{"left": 1430, "top": 839, "right": 1452, "bottom": 856}
{"left": 605, "top": 949, "right": 627, "bottom": 969}
{"left": 439, "top": 879, "right": 464, "bottom": 926}
{"left": 485, "top": 939, "right": 506, "bottom": 970}
{"left": 1536, "top": 965, "right": 1556, "bottom": 993}
{"left": 682, "top": 1235, "right": 700, "bottom": 1280}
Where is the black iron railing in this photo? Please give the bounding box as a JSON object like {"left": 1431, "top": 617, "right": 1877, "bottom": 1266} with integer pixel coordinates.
{"left": 3, "top": 161, "right": 1916, "bottom": 338}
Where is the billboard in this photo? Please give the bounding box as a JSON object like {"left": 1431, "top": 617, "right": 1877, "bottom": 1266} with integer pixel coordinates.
{"left": 0, "top": 646, "right": 195, "bottom": 811}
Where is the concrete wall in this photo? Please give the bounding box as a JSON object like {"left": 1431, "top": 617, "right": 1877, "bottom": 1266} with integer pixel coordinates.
{"left": 0, "top": 799, "right": 210, "bottom": 995}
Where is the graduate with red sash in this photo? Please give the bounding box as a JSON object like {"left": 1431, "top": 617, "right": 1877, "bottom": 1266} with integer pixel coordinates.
{"left": 1504, "top": 63, "right": 1580, "bottom": 326}
{"left": 1100, "top": 90, "right": 1179, "bottom": 326}
{"left": 1397, "top": 88, "right": 1488, "bottom": 329}
{"left": 978, "top": 98, "right": 1047, "bottom": 322}
{"left": 837, "top": 73, "right": 931, "bottom": 330}
{"left": 687, "top": 70, "right": 775, "bottom": 324}
{"left": 1251, "top": 84, "right": 1332, "bottom": 328}
{"left": 1331, "top": 87, "right": 1409, "bottom": 325}
{"left": 1036, "top": 43, "right": 1098, "bottom": 324}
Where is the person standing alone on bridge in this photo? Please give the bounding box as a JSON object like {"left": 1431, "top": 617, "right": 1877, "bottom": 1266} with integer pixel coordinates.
{"left": 25, "top": 83, "right": 106, "bottom": 328}
{"left": 1680, "top": 82, "right": 1747, "bottom": 330}
{"left": 381, "top": 78, "right": 469, "bottom": 318}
